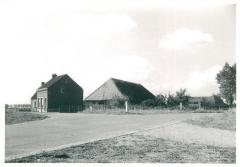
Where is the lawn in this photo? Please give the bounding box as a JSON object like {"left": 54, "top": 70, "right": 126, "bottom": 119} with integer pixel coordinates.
{"left": 185, "top": 109, "right": 236, "bottom": 131}
{"left": 7, "top": 133, "right": 235, "bottom": 163}
{"left": 5, "top": 111, "right": 49, "bottom": 125}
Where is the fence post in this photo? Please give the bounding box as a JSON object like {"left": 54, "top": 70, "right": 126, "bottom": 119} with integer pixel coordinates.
{"left": 125, "top": 101, "right": 128, "bottom": 113}
{"left": 179, "top": 102, "right": 183, "bottom": 110}
{"left": 198, "top": 101, "right": 201, "bottom": 110}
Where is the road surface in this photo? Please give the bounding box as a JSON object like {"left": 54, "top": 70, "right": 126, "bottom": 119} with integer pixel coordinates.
{"left": 6, "top": 112, "right": 214, "bottom": 160}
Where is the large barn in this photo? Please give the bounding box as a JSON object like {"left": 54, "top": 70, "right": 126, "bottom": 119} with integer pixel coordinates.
{"left": 31, "top": 74, "right": 83, "bottom": 112}
{"left": 85, "top": 78, "right": 155, "bottom": 109}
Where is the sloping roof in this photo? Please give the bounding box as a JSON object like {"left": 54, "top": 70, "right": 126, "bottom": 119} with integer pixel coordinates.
{"left": 189, "top": 96, "right": 227, "bottom": 106}
{"left": 85, "top": 78, "right": 155, "bottom": 104}
{"left": 31, "top": 92, "right": 37, "bottom": 100}
{"left": 112, "top": 78, "right": 155, "bottom": 103}
{"left": 189, "top": 97, "right": 204, "bottom": 102}
{"left": 38, "top": 74, "right": 66, "bottom": 90}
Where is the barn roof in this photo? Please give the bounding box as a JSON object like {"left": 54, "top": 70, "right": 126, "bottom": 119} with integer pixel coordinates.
{"left": 189, "top": 96, "right": 227, "bottom": 106}
{"left": 85, "top": 78, "right": 155, "bottom": 104}
{"left": 38, "top": 74, "right": 66, "bottom": 90}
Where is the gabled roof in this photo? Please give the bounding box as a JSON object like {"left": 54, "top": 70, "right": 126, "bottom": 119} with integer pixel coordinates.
{"left": 189, "top": 96, "right": 227, "bottom": 106}
{"left": 189, "top": 96, "right": 206, "bottom": 102}
{"left": 38, "top": 74, "right": 66, "bottom": 90}
{"left": 85, "top": 78, "right": 155, "bottom": 104}
{"left": 31, "top": 92, "right": 37, "bottom": 100}
{"left": 111, "top": 78, "right": 155, "bottom": 103}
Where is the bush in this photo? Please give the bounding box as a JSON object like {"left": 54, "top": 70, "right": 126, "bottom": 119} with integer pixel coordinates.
{"left": 141, "top": 99, "right": 156, "bottom": 107}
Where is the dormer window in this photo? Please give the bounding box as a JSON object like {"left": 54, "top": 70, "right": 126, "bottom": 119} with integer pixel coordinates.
{"left": 60, "top": 88, "right": 64, "bottom": 94}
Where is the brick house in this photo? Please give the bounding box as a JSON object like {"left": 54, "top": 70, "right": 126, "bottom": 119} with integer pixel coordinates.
{"left": 31, "top": 74, "right": 83, "bottom": 112}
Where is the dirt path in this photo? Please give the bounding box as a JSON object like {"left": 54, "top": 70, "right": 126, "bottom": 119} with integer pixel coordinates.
{"left": 137, "top": 122, "right": 235, "bottom": 147}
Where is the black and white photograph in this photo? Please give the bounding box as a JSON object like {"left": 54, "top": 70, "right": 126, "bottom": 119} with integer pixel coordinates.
{"left": 1, "top": 0, "right": 238, "bottom": 165}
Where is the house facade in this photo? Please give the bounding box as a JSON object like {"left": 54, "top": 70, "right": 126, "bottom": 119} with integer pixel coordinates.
{"left": 31, "top": 74, "right": 83, "bottom": 112}
{"left": 85, "top": 78, "right": 155, "bottom": 109}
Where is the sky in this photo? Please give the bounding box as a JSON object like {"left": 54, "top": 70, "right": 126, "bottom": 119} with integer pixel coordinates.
{"left": 0, "top": 1, "right": 236, "bottom": 104}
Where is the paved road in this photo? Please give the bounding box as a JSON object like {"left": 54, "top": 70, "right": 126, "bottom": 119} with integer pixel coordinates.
{"left": 6, "top": 112, "right": 213, "bottom": 160}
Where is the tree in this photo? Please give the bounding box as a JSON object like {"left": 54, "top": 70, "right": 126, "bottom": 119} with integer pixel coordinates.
{"left": 216, "top": 63, "right": 236, "bottom": 106}
{"left": 141, "top": 99, "right": 156, "bottom": 107}
{"left": 155, "top": 94, "right": 167, "bottom": 107}
{"left": 175, "top": 88, "right": 190, "bottom": 106}
{"left": 166, "top": 93, "right": 178, "bottom": 107}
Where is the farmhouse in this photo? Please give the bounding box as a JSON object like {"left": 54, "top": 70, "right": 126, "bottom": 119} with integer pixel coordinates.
{"left": 85, "top": 78, "right": 155, "bottom": 109}
{"left": 31, "top": 74, "right": 83, "bottom": 112}
{"left": 188, "top": 95, "right": 227, "bottom": 109}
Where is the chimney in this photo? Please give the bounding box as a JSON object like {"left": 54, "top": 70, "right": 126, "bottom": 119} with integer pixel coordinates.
{"left": 41, "top": 82, "right": 45, "bottom": 86}
{"left": 52, "top": 73, "right": 57, "bottom": 79}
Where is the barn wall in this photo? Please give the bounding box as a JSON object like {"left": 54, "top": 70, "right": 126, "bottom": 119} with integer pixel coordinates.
{"left": 85, "top": 99, "right": 126, "bottom": 110}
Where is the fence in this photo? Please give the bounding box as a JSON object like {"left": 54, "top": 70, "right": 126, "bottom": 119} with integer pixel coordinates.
{"left": 5, "top": 104, "right": 31, "bottom": 112}
{"left": 45, "top": 105, "right": 83, "bottom": 112}
{"left": 58, "top": 105, "right": 83, "bottom": 113}
{"left": 83, "top": 102, "right": 229, "bottom": 113}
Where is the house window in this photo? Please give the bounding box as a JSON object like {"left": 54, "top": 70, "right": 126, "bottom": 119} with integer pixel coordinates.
{"left": 34, "top": 101, "right": 36, "bottom": 108}
{"left": 60, "top": 88, "right": 64, "bottom": 94}
{"left": 41, "top": 98, "right": 43, "bottom": 107}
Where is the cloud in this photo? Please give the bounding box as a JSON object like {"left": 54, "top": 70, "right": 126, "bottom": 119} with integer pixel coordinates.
{"left": 176, "top": 66, "right": 221, "bottom": 96}
{"left": 0, "top": 5, "right": 138, "bottom": 103}
{"left": 159, "top": 28, "right": 213, "bottom": 50}
{"left": 46, "top": 13, "right": 137, "bottom": 39}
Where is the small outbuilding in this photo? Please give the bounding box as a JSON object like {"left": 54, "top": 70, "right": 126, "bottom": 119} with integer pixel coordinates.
{"left": 31, "top": 74, "right": 83, "bottom": 112}
{"left": 85, "top": 78, "right": 155, "bottom": 109}
{"left": 188, "top": 95, "right": 227, "bottom": 109}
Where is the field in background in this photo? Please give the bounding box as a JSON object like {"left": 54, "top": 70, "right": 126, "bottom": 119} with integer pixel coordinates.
{"left": 82, "top": 108, "right": 229, "bottom": 115}
{"left": 185, "top": 109, "right": 236, "bottom": 131}
{"left": 5, "top": 111, "right": 49, "bottom": 125}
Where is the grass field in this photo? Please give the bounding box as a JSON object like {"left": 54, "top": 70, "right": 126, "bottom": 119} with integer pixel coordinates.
{"left": 82, "top": 108, "right": 228, "bottom": 115}
{"left": 185, "top": 109, "right": 236, "bottom": 131}
{"left": 8, "top": 133, "right": 235, "bottom": 163}
{"left": 5, "top": 111, "right": 49, "bottom": 125}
